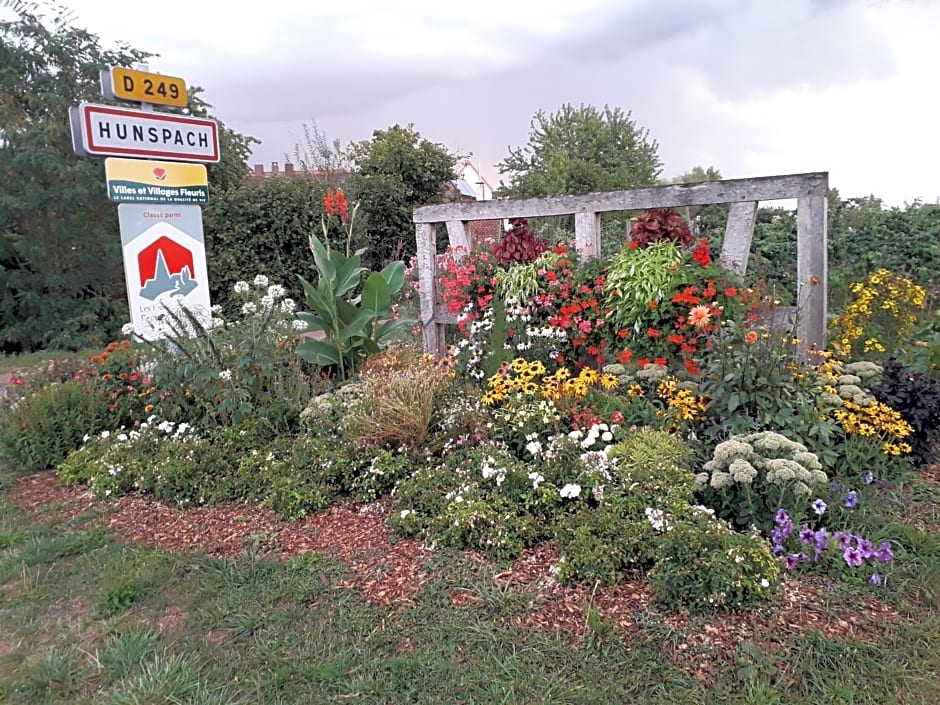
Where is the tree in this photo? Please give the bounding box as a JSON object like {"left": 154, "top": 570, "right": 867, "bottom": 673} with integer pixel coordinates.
{"left": 498, "top": 104, "right": 662, "bottom": 198}
{"left": 346, "top": 124, "right": 455, "bottom": 269}
{"left": 668, "top": 165, "right": 722, "bottom": 185}
{"left": 0, "top": 3, "right": 149, "bottom": 352}
{"left": 0, "top": 2, "right": 254, "bottom": 351}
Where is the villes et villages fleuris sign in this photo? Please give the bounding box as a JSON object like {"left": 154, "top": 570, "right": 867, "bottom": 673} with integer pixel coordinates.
{"left": 105, "top": 158, "right": 209, "bottom": 204}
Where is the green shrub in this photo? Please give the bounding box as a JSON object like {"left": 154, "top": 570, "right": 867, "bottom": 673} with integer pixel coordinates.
{"left": 650, "top": 514, "right": 781, "bottom": 611}
{"left": 554, "top": 429, "right": 698, "bottom": 585}
{"left": 59, "top": 423, "right": 354, "bottom": 520}
{"left": 696, "top": 319, "right": 840, "bottom": 465}
{"left": 0, "top": 380, "right": 111, "bottom": 472}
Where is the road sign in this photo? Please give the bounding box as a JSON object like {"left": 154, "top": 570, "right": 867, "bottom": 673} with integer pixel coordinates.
{"left": 69, "top": 103, "right": 220, "bottom": 163}
{"left": 118, "top": 204, "right": 212, "bottom": 340}
{"left": 101, "top": 67, "right": 188, "bottom": 108}
{"left": 105, "top": 158, "right": 208, "bottom": 204}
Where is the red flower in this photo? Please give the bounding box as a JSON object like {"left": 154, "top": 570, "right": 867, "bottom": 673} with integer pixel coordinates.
{"left": 616, "top": 349, "right": 633, "bottom": 364}
{"left": 683, "top": 358, "right": 700, "bottom": 375}
{"left": 646, "top": 328, "right": 659, "bottom": 338}
{"left": 637, "top": 357, "right": 651, "bottom": 367}
{"left": 724, "top": 287, "right": 738, "bottom": 297}
{"left": 668, "top": 334, "right": 685, "bottom": 345}
{"left": 654, "top": 357, "right": 667, "bottom": 366}
{"left": 323, "top": 190, "right": 335, "bottom": 216}
{"left": 692, "top": 238, "right": 711, "bottom": 267}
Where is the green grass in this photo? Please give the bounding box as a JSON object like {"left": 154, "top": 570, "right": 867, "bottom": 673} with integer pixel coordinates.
{"left": 1, "top": 471, "right": 938, "bottom": 704}
{"left": 0, "top": 349, "right": 98, "bottom": 375}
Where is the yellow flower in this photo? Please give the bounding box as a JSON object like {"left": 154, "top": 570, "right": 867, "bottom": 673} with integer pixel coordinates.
{"left": 599, "top": 374, "right": 618, "bottom": 390}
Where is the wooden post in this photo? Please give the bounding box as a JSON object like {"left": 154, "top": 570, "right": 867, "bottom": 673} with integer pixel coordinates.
{"left": 445, "top": 220, "right": 470, "bottom": 254}
{"left": 415, "top": 223, "right": 445, "bottom": 356}
{"left": 720, "top": 201, "right": 758, "bottom": 276}
{"left": 796, "top": 193, "right": 828, "bottom": 354}
{"left": 574, "top": 212, "right": 601, "bottom": 261}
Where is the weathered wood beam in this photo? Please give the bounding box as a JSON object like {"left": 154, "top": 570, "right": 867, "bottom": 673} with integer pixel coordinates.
{"left": 415, "top": 223, "right": 446, "bottom": 356}
{"left": 414, "top": 172, "right": 828, "bottom": 223}
{"left": 720, "top": 201, "right": 759, "bottom": 276}
{"left": 797, "top": 193, "right": 828, "bottom": 355}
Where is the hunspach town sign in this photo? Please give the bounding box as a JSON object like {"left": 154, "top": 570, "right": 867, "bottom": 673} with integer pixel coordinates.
{"left": 69, "top": 65, "right": 218, "bottom": 340}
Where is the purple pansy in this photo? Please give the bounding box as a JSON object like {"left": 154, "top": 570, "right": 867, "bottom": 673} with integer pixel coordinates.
{"left": 844, "top": 490, "right": 859, "bottom": 508}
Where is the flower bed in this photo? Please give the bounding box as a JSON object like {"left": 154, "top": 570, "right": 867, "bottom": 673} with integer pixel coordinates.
{"left": 1, "top": 205, "right": 937, "bottom": 615}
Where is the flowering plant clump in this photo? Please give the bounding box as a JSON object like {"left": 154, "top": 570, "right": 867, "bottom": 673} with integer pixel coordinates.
{"left": 695, "top": 431, "right": 828, "bottom": 532}
{"left": 771, "top": 508, "right": 895, "bottom": 585}
{"left": 830, "top": 268, "right": 927, "bottom": 358}
{"left": 832, "top": 399, "right": 914, "bottom": 457}
{"left": 82, "top": 339, "right": 163, "bottom": 426}
{"left": 147, "top": 278, "right": 313, "bottom": 432}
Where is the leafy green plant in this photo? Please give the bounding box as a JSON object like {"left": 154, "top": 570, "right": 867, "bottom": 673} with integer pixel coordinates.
{"left": 0, "top": 379, "right": 111, "bottom": 472}
{"left": 650, "top": 514, "right": 781, "bottom": 611}
{"left": 604, "top": 240, "right": 683, "bottom": 335}
{"left": 696, "top": 318, "right": 839, "bottom": 464}
{"left": 297, "top": 234, "right": 413, "bottom": 381}
{"left": 554, "top": 429, "right": 699, "bottom": 585}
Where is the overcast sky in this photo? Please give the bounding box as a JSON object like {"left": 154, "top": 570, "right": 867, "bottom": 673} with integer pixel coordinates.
{"left": 10, "top": 0, "right": 940, "bottom": 205}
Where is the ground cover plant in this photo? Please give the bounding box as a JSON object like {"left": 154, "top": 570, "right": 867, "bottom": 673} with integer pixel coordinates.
{"left": 1, "top": 203, "right": 938, "bottom": 702}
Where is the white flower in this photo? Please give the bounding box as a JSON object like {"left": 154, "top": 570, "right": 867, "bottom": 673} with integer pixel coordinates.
{"left": 234, "top": 280, "right": 250, "bottom": 293}
{"left": 117, "top": 433, "right": 128, "bottom": 442}
{"left": 260, "top": 294, "right": 275, "bottom": 310}
{"left": 82, "top": 434, "right": 90, "bottom": 443}
{"left": 100, "top": 430, "right": 110, "bottom": 439}
{"left": 253, "top": 274, "right": 269, "bottom": 288}
{"left": 281, "top": 298, "right": 297, "bottom": 313}
{"left": 292, "top": 319, "right": 308, "bottom": 330}
{"left": 525, "top": 440, "right": 542, "bottom": 456}
{"left": 645, "top": 507, "right": 670, "bottom": 532}
{"left": 399, "top": 509, "right": 413, "bottom": 519}
{"left": 211, "top": 304, "right": 223, "bottom": 314}
{"left": 527, "top": 471, "right": 545, "bottom": 489}
{"left": 219, "top": 369, "right": 233, "bottom": 381}
{"left": 241, "top": 302, "right": 258, "bottom": 315}
{"left": 560, "top": 483, "right": 582, "bottom": 499}
{"left": 760, "top": 578, "right": 770, "bottom": 588}
{"left": 267, "top": 284, "right": 286, "bottom": 299}
{"left": 600, "top": 431, "right": 613, "bottom": 442}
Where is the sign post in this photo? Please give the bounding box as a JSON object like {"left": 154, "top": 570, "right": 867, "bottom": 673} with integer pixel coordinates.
{"left": 70, "top": 65, "right": 219, "bottom": 340}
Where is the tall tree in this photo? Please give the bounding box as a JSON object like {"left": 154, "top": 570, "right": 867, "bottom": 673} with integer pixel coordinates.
{"left": 498, "top": 104, "right": 662, "bottom": 198}
{"left": 0, "top": 2, "right": 253, "bottom": 351}
{"left": 347, "top": 124, "right": 455, "bottom": 269}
